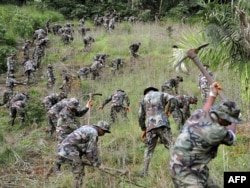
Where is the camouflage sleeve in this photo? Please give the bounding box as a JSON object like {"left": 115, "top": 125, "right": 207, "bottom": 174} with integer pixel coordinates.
{"left": 75, "top": 107, "right": 89, "bottom": 117}
{"left": 85, "top": 135, "right": 101, "bottom": 167}
{"left": 125, "top": 94, "right": 130, "bottom": 107}
{"left": 102, "top": 95, "right": 112, "bottom": 107}
{"left": 138, "top": 101, "right": 146, "bottom": 131}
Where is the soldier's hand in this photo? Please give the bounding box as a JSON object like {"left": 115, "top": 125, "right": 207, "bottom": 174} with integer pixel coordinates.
{"left": 126, "top": 106, "right": 130, "bottom": 112}
{"left": 210, "top": 82, "right": 222, "bottom": 97}
{"left": 99, "top": 164, "right": 106, "bottom": 171}
{"left": 98, "top": 106, "right": 103, "bottom": 110}
{"left": 86, "top": 100, "right": 94, "bottom": 108}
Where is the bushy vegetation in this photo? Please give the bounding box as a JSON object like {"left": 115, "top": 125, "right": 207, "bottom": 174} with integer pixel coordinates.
{"left": 0, "top": 3, "right": 249, "bottom": 188}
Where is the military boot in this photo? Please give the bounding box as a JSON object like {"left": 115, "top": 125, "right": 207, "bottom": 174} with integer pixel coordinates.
{"left": 55, "top": 163, "right": 61, "bottom": 174}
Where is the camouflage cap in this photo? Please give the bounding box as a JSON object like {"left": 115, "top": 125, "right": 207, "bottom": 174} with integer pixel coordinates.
{"left": 210, "top": 99, "right": 243, "bottom": 124}
{"left": 96, "top": 121, "right": 111, "bottom": 133}
{"left": 143, "top": 86, "right": 159, "bottom": 95}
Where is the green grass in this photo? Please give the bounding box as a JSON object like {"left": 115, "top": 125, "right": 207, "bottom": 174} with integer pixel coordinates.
{"left": 0, "top": 8, "right": 249, "bottom": 188}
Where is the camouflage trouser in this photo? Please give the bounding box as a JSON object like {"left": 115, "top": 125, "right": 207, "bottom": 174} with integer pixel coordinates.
{"left": 110, "top": 106, "right": 127, "bottom": 123}
{"left": 47, "top": 78, "right": 55, "bottom": 89}
{"left": 47, "top": 113, "right": 57, "bottom": 136}
{"left": 10, "top": 106, "right": 25, "bottom": 125}
{"left": 172, "top": 110, "right": 184, "bottom": 130}
{"left": 201, "top": 87, "right": 209, "bottom": 104}
{"left": 141, "top": 126, "right": 172, "bottom": 176}
{"left": 56, "top": 155, "right": 85, "bottom": 188}
{"left": 91, "top": 70, "right": 100, "bottom": 80}
{"left": 25, "top": 70, "right": 36, "bottom": 84}
{"left": 171, "top": 165, "right": 219, "bottom": 188}
{"left": 56, "top": 118, "right": 79, "bottom": 143}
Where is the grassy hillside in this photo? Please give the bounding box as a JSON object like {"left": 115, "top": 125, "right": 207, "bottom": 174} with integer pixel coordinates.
{"left": 0, "top": 15, "right": 249, "bottom": 188}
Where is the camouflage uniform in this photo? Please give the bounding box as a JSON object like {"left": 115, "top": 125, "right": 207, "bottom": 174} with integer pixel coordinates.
{"left": 0, "top": 74, "right": 22, "bottom": 107}
{"left": 83, "top": 35, "right": 95, "bottom": 50}
{"left": 47, "top": 64, "right": 56, "bottom": 88}
{"left": 111, "top": 58, "right": 124, "bottom": 75}
{"left": 7, "top": 54, "right": 16, "bottom": 74}
{"left": 23, "top": 59, "right": 36, "bottom": 84}
{"left": 198, "top": 70, "right": 214, "bottom": 104}
{"left": 59, "top": 75, "right": 72, "bottom": 94}
{"left": 61, "top": 33, "right": 74, "bottom": 45}
{"left": 56, "top": 121, "right": 111, "bottom": 188}
{"left": 33, "top": 28, "right": 46, "bottom": 42}
{"left": 138, "top": 87, "right": 174, "bottom": 177}
{"left": 22, "top": 40, "right": 31, "bottom": 63}
{"left": 94, "top": 54, "right": 109, "bottom": 66}
{"left": 90, "top": 60, "right": 104, "bottom": 80}
{"left": 47, "top": 98, "right": 70, "bottom": 136}
{"left": 100, "top": 89, "right": 130, "bottom": 123}
{"left": 78, "top": 67, "right": 91, "bottom": 80}
{"left": 161, "top": 76, "right": 183, "bottom": 95}
{"left": 169, "top": 100, "right": 242, "bottom": 188}
{"left": 169, "top": 97, "right": 184, "bottom": 130}
{"left": 33, "top": 38, "right": 48, "bottom": 69}
{"left": 42, "top": 92, "right": 67, "bottom": 112}
{"left": 78, "top": 26, "right": 90, "bottom": 37}
{"left": 129, "top": 42, "right": 141, "bottom": 58}
{"left": 9, "top": 93, "right": 28, "bottom": 126}
{"left": 169, "top": 95, "right": 198, "bottom": 130}
{"left": 56, "top": 98, "right": 89, "bottom": 143}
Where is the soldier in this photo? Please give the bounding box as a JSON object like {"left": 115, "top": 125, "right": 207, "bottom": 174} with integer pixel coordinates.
{"left": 6, "top": 53, "right": 16, "bottom": 74}
{"left": 198, "top": 64, "right": 214, "bottom": 104}
{"left": 79, "top": 17, "right": 85, "bottom": 26}
{"left": 56, "top": 98, "right": 93, "bottom": 143}
{"left": 90, "top": 59, "right": 104, "bottom": 80}
{"left": 99, "top": 89, "right": 130, "bottom": 123}
{"left": 138, "top": 86, "right": 174, "bottom": 177}
{"left": 46, "top": 64, "right": 56, "bottom": 89}
{"left": 94, "top": 53, "right": 109, "bottom": 66}
{"left": 9, "top": 92, "right": 28, "bottom": 126}
{"left": 55, "top": 120, "right": 110, "bottom": 187}
{"left": 111, "top": 58, "right": 124, "bottom": 75}
{"left": 78, "top": 26, "right": 90, "bottom": 37}
{"left": 61, "top": 33, "right": 74, "bottom": 45}
{"left": 169, "top": 95, "right": 198, "bottom": 130}
{"left": 23, "top": 59, "right": 36, "bottom": 85}
{"left": 83, "top": 35, "right": 95, "bottom": 51}
{"left": 42, "top": 92, "right": 67, "bottom": 112}
{"left": 33, "top": 38, "right": 48, "bottom": 70}
{"left": 22, "top": 40, "right": 31, "bottom": 63}
{"left": 0, "top": 74, "right": 24, "bottom": 107}
{"left": 129, "top": 42, "right": 141, "bottom": 58}
{"left": 161, "top": 76, "right": 183, "bottom": 95}
{"left": 59, "top": 75, "right": 72, "bottom": 94}
{"left": 52, "top": 24, "right": 62, "bottom": 35}
{"left": 78, "top": 67, "right": 91, "bottom": 80}
{"left": 32, "top": 28, "right": 46, "bottom": 43}
{"left": 169, "top": 82, "right": 242, "bottom": 188}
{"left": 47, "top": 98, "right": 70, "bottom": 136}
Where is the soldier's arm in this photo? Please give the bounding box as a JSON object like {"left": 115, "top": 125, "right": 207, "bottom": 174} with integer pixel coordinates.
{"left": 138, "top": 101, "right": 146, "bottom": 131}
{"left": 85, "top": 135, "right": 101, "bottom": 167}
{"left": 101, "top": 95, "right": 112, "bottom": 107}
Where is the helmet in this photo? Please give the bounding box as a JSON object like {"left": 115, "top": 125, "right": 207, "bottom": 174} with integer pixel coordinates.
{"left": 96, "top": 121, "right": 111, "bottom": 133}
{"left": 210, "top": 99, "right": 243, "bottom": 124}
{"left": 143, "top": 86, "right": 158, "bottom": 95}
{"left": 68, "top": 98, "right": 79, "bottom": 109}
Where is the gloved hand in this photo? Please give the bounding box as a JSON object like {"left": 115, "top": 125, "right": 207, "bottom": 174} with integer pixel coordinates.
{"left": 86, "top": 100, "right": 94, "bottom": 108}
{"left": 98, "top": 105, "right": 103, "bottom": 110}
{"left": 126, "top": 106, "right": 130, "bottom": 112}
{"left": 99, "top": 164, "right": 106, "bottom": 171}
{"left": 209, "top": 82, "right": 222, "bottom": 97}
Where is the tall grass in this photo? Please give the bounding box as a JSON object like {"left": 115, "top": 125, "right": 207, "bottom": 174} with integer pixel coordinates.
{"left": 0, "top": 7, "right": 249, "bottom": 188}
